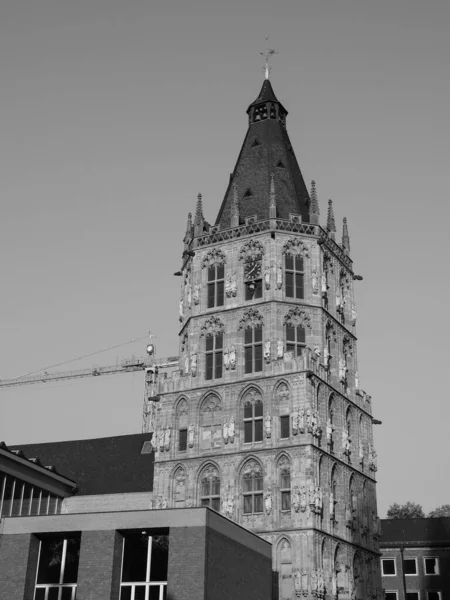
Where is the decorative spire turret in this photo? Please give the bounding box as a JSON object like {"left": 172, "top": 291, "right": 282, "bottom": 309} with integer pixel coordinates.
{"left": 184, "top": 212, "right": 193, "bottom": 250}
{"left": 342, "top": 217, "right": 351, "bottom": 254}
{"left": 194, "top": 193, "right": 204, "bottom": 237}
{"left": 269, "top": 173, "right": 276, "bottom": 218}
{"left": 309, "top": 180, "right": 320, "bottom": 224}
{"left": 231, "top": 184, "right": 240, "bottom": 227}
{"left": 327, "top": 199, "right": 336, "bottom": 239}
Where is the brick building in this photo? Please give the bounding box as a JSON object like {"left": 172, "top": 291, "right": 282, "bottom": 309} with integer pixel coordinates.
{"left": 380, "top": 518, "right": 450, "bottom": 600}
{"left": 0, "top": 75, "right": 382, "bottom": 599}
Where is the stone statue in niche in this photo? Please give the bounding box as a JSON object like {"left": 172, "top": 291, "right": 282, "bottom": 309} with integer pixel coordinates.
{"left": 336, "top": 290, "right": 342, "bottom": 311}
{"left": 151, "top": 430, "right": 157, "bottom": 452}
{"left": 311, "top": 570, "right": 318, "bottom": 595}
{"left": 223, "top": 348, "right": 230, "bottom": 370}
{"left": 300, "top": 485, "right": 307, "bottom": 512}
{"left": 155, "top": 496, "right": 163, "bottom": 509}
{"left": 265, "top": 414, "right": 272, "bottom": 438}
{"left": 329, "top": 491, "right": 335, "bottom": 520}
{"left": 323, "top": 345, "right": 330, "bottom": 368}
{"left": 317, "top": 569, "right": 325, "bottom": 597}
{"left": 264, "top": 489, "right": 273, "bottom": 515}
{"left": 164, "top": 426, "right": 171, "bottom": 451}
{"left": 294, "top": 571, "right": 302, "bottom": 597}
{"left": 321, "top": 272, "right": 327, "bottom": 294}
{"left": 193, "top": 282, "right": 200, "bottom": 305}
{"left": 186, "top": 495, "right": 193, "bottom": 508}
{"left": 369, "top": 443, "right": 378, "bottom": 471}
{"left": 326, "top": 419, "right": 334, "bottom": 443}
{"left": 161, "top": 497, "right": 168, "bottom": 509}
{"left": 229, "top": 345, "right": 236, "bottom": 369}
{"left": 179, "top": 297, "right": 184, "bottom": 321}
{"left": 264, "top": 339, "right": 271, "bottom": 363}
{"left": 315, "top": 487, "right": 323, "bottom": 513}
{"left": 311, "top": 267, "right": 319, "bottom": 295}
{"left": 222, "top": 419, "right": 229, "bottom": 444}
{"left": 339, "top": 357, "right": 347, "bottom": 382}
{"left": 308, "top": 484, "right": 315, "bottom": 508}
{"left": 276, "top": 262, "right": 283, "bottom": 289}
{"left": 345, "top": 503, "right": 353, "bottom": 525}
{"left": 354, "top": 370, "right": 360, "bottom": 391}
{"left": 349, "top": 576, "right": 356, "bottom": 600}
{"left": 191, "top": 353, "right": 197, "bottom": 377}
{"left": 185, "top": 281, "right": 192, "bottom": 308}
{"left": 343, "top": 429, "right": 351, "bottom": 454}
{"left": 292, "top": 485, "right": 301, "bottom": 512}
{"left": 351, "top": 302, "right": 357, "bottom": 325}
{"left": 264, "top": 265, "right": 270, "bottom": 290}
{"left": 184, "top": 354, "right": 189, "bottom": 375}
{"left": 230, "top": 273, "right": 237, "bottom": 297}
{"left": 188, "top": 424, "right": 195, "bottom": 448}
{"left": 277, "top": 339, "right": 284, "bottom": 359}
{"left": 359, "top": 440, "right": 364, "bottom": 465}
{"left": 292, "top": 409, "right": 299, "bottom": 435}
{"left": 299, "top": 408, "right": 305, "bottom": 433}
{"left": 229, "top": 416, "right": 235, "bottom": 443}
{"left": 225, "top": 273, "right": 232, "bottom": 298}
{"left": 301, "top": 572, "right": 308, "bottom": 596}
{"left": 158, "top": 429, "right": 165, "bottom": 453}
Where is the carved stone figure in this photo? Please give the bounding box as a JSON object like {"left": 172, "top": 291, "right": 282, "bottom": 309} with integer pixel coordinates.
{"left": 351, "top": 302, "right": 357, "bottom": 325}
{"left": 158, "top": 429, "right": 165, "bottom": 452}
{"left": 264, "top": 339, "right": 271, "bottom": 363}
{"left": 329, "top": 491, "right": 335, "bottom": 520}
{"left": 336, "top": 291, "right": 342, "bottom": 311}
{"left": 355, "top": 370, "right": 360, "bottom": 391}
{"left": 300, "top": 485, "right": 307, "bottom": 512}
{"left": 315, "top": 487, "right": 323, "bottom": 512}
{"left": 164, "top": 426, "right": 171, "bottom": 451}
{"left": 191, "top": 353, "right": 197, "bottom": 377}
{"left": 223, "top": 347, "right": 230, "bottom": 370}
{"left": 226, "top": 492, "right": 235, "bottom": 517}
{"left": 292, "top": 485, "right": 301, "bottom": 512}
{"left": 230, "top": 273, "right": 237, "bottom": 297}
{"left": 292, "top": 409, "right": 299, "bottom": 435}
{"left": 264, "top": 265, "right": 270, "bottom": 290}
{"left": 184, "top": 354, "right": 189, "bottom": 375}
{"left": 265, "top": 414, "right": 272, "bottom": 438}
{"left": 276, "top": 263, "right": 283, "bottom": 289}
{"left": 321, "top": 272, "right": 327, "bottom": 294}
{"left": 264, "top": 489, "right": 272, "bottom": 515}
{"left": 299, "top": 408, "right": 305, "bottom": 433}
{"left": 345, "top": 503, "right": 353, "bottom": 524}
{"left": 294, "top": 571, "right": 302, "bottom": 597}
{"left": 155, "top": 496, "right": 163, "bottom": 509}
{"left": 186, "top": 281, "right": 192, "bottom": 308}
{"left": 306, "top": 408, "right": 313, "bottom": 432}
{"left": 324, "top": 345, "right": 330, "bottom": 368}
{"left": 225, "top": 273, "right": 232, "bottom": 298}
{"left": 317, "top": 569, "right": 325, "bottom": 597}
{"left": 223, "top": 419, "right": 229, "bottom": 444}
{"left": 343, "top": 429, "right": 351, "bottom": 454}
{"left": 277, "top": 339, "right": 284, "bottom": 359}
{"left": 150, "top": 430, "right": 157, "bottom": 452}
{"left": 339, "top": 357, "right": 347, "bottom": 382}
{"left": 308, "top": 483, "right": 315, "bottom": 508}
{"left": 311, "top": 267, "right": 319, "bottom": 295}
{"left": 359, "top": 439, "right": 364, "bottom": 464}
{"left": 229, "top": 416, "right": 235, "bottom": 443}
{"left": 229, "top": 345, "right": 236, "bottom": 370}
{"left": 188, "top": 424, "right": 195, "bottom": 448}
{"left": 311, "top": 569, "right": 318, "bottom": 594}
{"left": 193, "top": 283, "right": 200, "bottom": 305}
{"left": 179, "top": 297, "right": 184, "bottom": 321}
{"left": 369, "top": 443, "right": 378, "bottom": 471}
{"left": 326, "top": 419, "right": 334, "bottom": 442}
{"left": 161, "top": 497, "right": 168, "bottom": 509}
{"left": 349, "top": 576, "right": 356, "bottom": 600}
{"left": 186, "top": 495, "right": 193, "bottom": 508}
{"left": 301, "top": 572, "right": 308, "bottom": 596}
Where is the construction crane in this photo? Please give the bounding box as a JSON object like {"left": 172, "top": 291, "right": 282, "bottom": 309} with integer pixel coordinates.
{"left": 0, "top": 336, "right": 179, "bottom": 434}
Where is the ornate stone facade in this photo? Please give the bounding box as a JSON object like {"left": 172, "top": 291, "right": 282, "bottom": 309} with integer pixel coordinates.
{"left": 149, "top": 79, "right": 381, "bottom": 599}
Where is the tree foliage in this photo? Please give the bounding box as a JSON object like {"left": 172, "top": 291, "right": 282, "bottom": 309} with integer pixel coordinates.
{"left": 386, "top": 501, "right": 425, "bottom": 519}
{"left": 428, "top": 504, "right": 450, "bottom": 518}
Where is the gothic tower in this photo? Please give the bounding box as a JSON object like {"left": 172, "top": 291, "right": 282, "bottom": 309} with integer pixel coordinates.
{"left": 147, "top": 78, "right": 382, "bottom": 599}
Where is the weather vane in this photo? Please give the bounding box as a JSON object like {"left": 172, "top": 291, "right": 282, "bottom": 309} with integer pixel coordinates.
{"left": 260, "top": 35, "right": 278, "bottom": 80}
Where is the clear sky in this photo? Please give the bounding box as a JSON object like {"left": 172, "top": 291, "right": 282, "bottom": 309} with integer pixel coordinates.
{"left": 0, "top": 0, "right": 449, "bottom": 518}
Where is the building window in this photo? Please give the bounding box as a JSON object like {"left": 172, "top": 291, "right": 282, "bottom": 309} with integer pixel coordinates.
{"left": 207, "top": 264, "right": 224, "bottom": 308}
{"left": 244, "top": 259, "right": 263, "bottom": 300}
{"left": 424, "top": 557, "right": 439, "bottom": 575}
{"left": 244, "top": 399, "right": 263, "bottom": 443}
{"left": 385, "top": 594, "right": 398, "bottom": 600}
{"left": 205, "top": 333, "right": 223, "bottom": 380}
{"left": 243, "top": 472, "right": 263, "bottom": 514}
{"left": 285, "top": 324, "right": 306, "bottom": 357}
{"left": 120, "top": 532, "right": 168, "bottom": 600}
{"left": 0, "top": 473, "right": 60, "bottom": 518}
{"left": 280, "top": 415, "right": 290, "bottom": 439}
{"left": 244, "top": 326, "right": 263, "bottom": 374}
{"left": 35, "top": 535, "right": 81, "bottom": 600}
{"left": 427, "top": 592, "right": 441, "bottom": 600}
{"left": 200, "top": 469, "right": 220, "bottom": 512}
{"left": 406, "top": 594, "right": 419, "bottom": 600}
{"left": 381, "top": 558, "right": 396, "bottom": 576}
{"left": 285, "top": 255, "right": 304, "bottom": 299}
{"left": 280, "top": 470, "right": 291, "bottom": 511}
{"left": 178, "top": 429, "right": 187, "bottom": 452}
{"left": 404, "top": 558, "right": 418, "bottom": 575}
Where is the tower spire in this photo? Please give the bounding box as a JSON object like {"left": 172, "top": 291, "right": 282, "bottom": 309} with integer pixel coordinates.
{"left": 342, "top": 217, "right": 351, "bottom": 253}
{"left": 269, "top": 173, "right": 277, "bottom": 218}
{"left": 327, "top": 199, "right": 336, "bottom": 239}
{"left": 194, "top": 193, "right": 204, "bottom": 236}
{"left": 309, "top": 180, "right": 320, "bottom": 224}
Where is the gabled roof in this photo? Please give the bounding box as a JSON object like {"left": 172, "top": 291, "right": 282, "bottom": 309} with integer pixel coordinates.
{"left": 215, "top": 79, "right": 310, "bottom": 229}
{"left": 10, "top": 432, "right": 154, "bottom": 496}
{"left": 381, "top": 517, "right": 450, "bottom": 546}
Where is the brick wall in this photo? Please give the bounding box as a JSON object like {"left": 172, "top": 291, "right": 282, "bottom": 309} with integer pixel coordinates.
{"left": 76, "top": 530, "right": 123, "bottom": 600}
{"left": 167, "top": 526, "right": 206, "bottom": 600}
{"left": 0, "top": 532, "right": 39, "bottom": 600}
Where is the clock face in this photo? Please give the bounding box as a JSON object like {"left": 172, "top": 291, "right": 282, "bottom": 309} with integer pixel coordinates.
{"left": 244, "top": 259, "right": 262, "bottom": 281}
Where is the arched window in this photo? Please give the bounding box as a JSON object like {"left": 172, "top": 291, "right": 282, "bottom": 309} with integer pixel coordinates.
{"left": 244, "top": 395, "right": 263, "bottom": 443}
{"left": 244, "top": 325, "right": 263, "bottom": 373}
{"left": 199, "top": 465, "right": 220, "bottom": 512}
{"left": 176, "top": 398, "right": 189, "bottom": 452}
{"left": 207, "top": 263, "right": 224, "bottom": 308}
{"left": 242, "top": 461, "right": 263, "bottom": 514}
{"left": 205, "top": 332, "right": 223, "bottom": 380}
{"left": 277, "top": 383, "right": 290, "bottom": 439}
{"left": 285, "top": 254, "right": 304, "bottom": 299}
{"left": 278, "top": 539, "right": 293, "bottom": 598}
{"left": 173, "top": 467, "right": 186, "bottom": 508}
{"left": 285, "top": 323, "right": 306, "bottom": 357}
{"left": 280, "top": 466, "right": 291, "bottom": 511}
{"left": 327, "top": 396, "right": 335, "bottom": 453}
{"left": 200, "top": 395, "right": 222, "bottom": 451}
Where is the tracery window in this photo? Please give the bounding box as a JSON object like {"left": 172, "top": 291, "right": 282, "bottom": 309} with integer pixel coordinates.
{"left": 173, "top": 467, "right": 186, "bottom": 508}
{"left": 244, "top": 326, "right": 263, "bottom": 373}
{"left": 205, "top": 332, "right": 223, "bottom": 380}
{"left": 285, "top": 254, "right": 304, "bottom": 299}
{"left": 199, "top": 466, "right": 220, "bottom": 512}
{"left": 280, "top": 467, "right": 291, "bottom": 511}
{"left": 242, "top": 464, "right": 263, "bottom": 514}
{"left": 207, "top": 264, "right": 224, "bottom": 308}
{"left": 278, "top": 539, "right": 293, "bottom": 598}
{"left": 244, "top": 398, "right": 264, "bottom": 443}
{"left": 285, "top": 323, "right": 306, "bottom": 357}
{"left": 200, "top": 396, "right": 222, "bottom": 451}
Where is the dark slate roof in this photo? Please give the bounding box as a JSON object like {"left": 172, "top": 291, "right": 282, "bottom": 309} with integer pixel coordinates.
{"left": 10, "top": 433, "right": 154, "bottom": 496}
{"left": 215, "top": 80, "right": 310, "bottom": 229}
{"left": 381, "top": 518, "right": 450, "bottom": 546}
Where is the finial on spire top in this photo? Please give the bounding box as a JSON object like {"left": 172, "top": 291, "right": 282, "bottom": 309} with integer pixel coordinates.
{"left": 309, "top": 180, "right": 320, "bottom": 224}
{"left": 327, "top": 198, "right": 336, "bottom": 236}
{"left": 342, "top": 217, "right": 351, "bottom": 252}
{"left": 260, "top": 35, "right": 278, "bottom": 80}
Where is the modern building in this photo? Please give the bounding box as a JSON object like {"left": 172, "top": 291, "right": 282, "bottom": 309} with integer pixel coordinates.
{"left": 380, "top": 518, "right": 450, "bottom": 600}
{"left": 1, "top": 74, "right": 382, "bottom": 599}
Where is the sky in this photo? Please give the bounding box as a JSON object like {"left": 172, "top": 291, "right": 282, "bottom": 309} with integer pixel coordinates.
{"left": 0, "top": 0, "right": 449, "bottom": 518}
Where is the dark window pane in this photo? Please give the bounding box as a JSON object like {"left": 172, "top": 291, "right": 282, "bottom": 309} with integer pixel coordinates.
{"left": 2, "top": 476, "right": 14, "bottom": 516}
{"left": 295, "top": 273, "right": 304, "bottom": 298}
{"left": 179, "top": 429, "right": 187, "bottom": 452}
{"left": 21, "top": 483, "right": 33, "bottom": 516}
{"left": 295, "top": 256, "right": 304, "bottom": 271}
{"left": 403, "top": 559, "right": 417, "bottom": 575}
{"left": 280, "top": 415, "right": 290, "bottom": 438}
{"left": 254, "top": 476, "right": 263, "bottom": 491}
{"left": 254, "top": 401, "right": 263, "bottom": 417}
{"left": 406, "top": 595, "right": 419, "bottom": 600}
{"left": 211, "top": 479, "right": 220, "bottom": 496}
{"left": 385, "top": 595, "right": 397, "bottom": 600}
{"left": 63, "top": 537, "right": 81, "bottom": 584}
{"left": 135, "top": 586, "right": 147, "bottom": 600}
{"left": 281, "top": 473, "right": 290, "bottom": 489}
{"left": 245, "top": 347, "right": 253, "bottom": 374}
{"left": 244, "top": 421, "right": 253, "bottom": 443}
{"left": 286, "top": 325, "right": 295, "bottom": 341}
{"left": 122, "top": 534, "right": 149, "bottom": 582}
{"left": 427, "top": 593, "right": 439, "bottom": 600}
{"left": 424, "top": 558, "right": 438, "bottom": 574}
{"left": 254, "top": 344, "right": 263, "bottom": 372}
{"left": 206, "top": 336, "right": 214, "bottom": 351}
{"left": 215, "top": 334, "right": 223, "bottom": 349}
{"left": 254, "top": 280, "right": 263, "bottom": 298}
{"left": 207, "top": 284, "right": 215, "bottom": 308}
{"left": 215, "top": 352, "right": 223, "bottom": 379}
{"left": 243, "top": 495, "right": 253, "bottom": 514}
{"left": 281, "top": 491, "right": 291, "bottom": 511}
{"left": 297, "top": 326, "right": 306, "bottom": 344}
{"left": 150, "top": 535, "right": 169, "bottom": 582}
{"left": 120, "top": 587, "right": 132, "bottom": 600}
{"left": 285, "top": 255, "right": 293, "bottom": 270}
{"left": 208, "top": 266, "right": 215, "bottom": 282}
{"left": 244, "top": 403, "right": 253, "bottom": 419}
{"left": 217, "top": 264, "right": 224, "bottom": 280}
{"left": 37, "top": 538, "right": 64, "bottom": 584}
{"left": 254, "top": 327, "right": 262, "bottom": 342}
{"left": 216, "top": 281, "right": 224, "bottom": 306}
{"left": 205, "top": 353, "right": 213, "bottom": 380}
{"left": 286, "top": 343, "right": 295, "bottom": 355}
{"left": 243, "top": 477, "right": 253, "bottom": 493}
{"left": 201, "top": 498, "right": 210, "bottom": 507}
{"left": 285, "top": 272, "right": 294, "bottom": 297}
{"left": 254, "top": 494, "right": 263, "bottom": 513}
{"left": 254, "top": 419, "right": 263, "bottom": 442}
{"left": 296, "top": 345, "right": 303, "bottom": 357}
{"left": 245, "top": 284, "right": 253, "bottom": 301}
{"left": 149, "top": 587, "right": 164, "bottom": 600}
{"left": 34, "top": 589, "right": 46, "bottom": 600}
{"left": 382, "top": 559, "right": 395, "bottom": 575}
{"left": 61, "top": 587, "right": 74, "bottom": 600}
{"left": 244, "top": 329, "right": 253, "bottom": 344}
{"left": 211, "top": 498, "right": 220, "bottom": 512}
{"left": 48, "top": 589, "right": 59, "bottom": 600}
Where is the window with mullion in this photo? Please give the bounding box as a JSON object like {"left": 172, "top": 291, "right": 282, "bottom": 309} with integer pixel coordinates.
{"left": 285, "top": 324, "right": 306, "bottom": 356}
{"left": 200, "top": 476, "right": 220, "bottom": 512}
{"left": 244, "top": 326, "right": 263, "bottom": 374}
{"left": 243, "top": 473, "right": 263, "bottom": 514}
{"left": 35, "top": 536, "right": 81, "bottom": 600}
{"left": 244, "top": 400, "right": 264, "bottom": 443}
{"left": 280, "top": 471, "right": 291, "bottom": 511}
{"left": 207, "top": 264, "right": 225, "bottom": 308}
{"left": 205, "top": 333, "right": 223, "bottom": 380}
{"left": 285, "top": 255, "right": 304, "bottom": 299}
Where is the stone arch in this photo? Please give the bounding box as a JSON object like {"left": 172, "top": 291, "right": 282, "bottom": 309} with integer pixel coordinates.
{"left": 283, "top": 306, "right": 312, "bottom": 330}
{"left": 239, "top": 456, "right": 264, "bottom": 517}
{"left": 172, "top": 464, "right": 187, "bottom": 508}
{"left": 199, "top": 393, "right": 223, "bottom": 451}
{"left": 202, "top": 248, "right": 226, "bottom": 268}
{"left": 238, "top": 307, "right": 264, "bottom": 330}
{"left": 197, "top": 461, "right": 221, "bottom": 511}
{"left": 333, "top": 544, "right": 346, "bottom": 593}
{"left": 239, "top": 238, "right": 264, "bottom": 261}
{"left": 276, "top": 536, "right": 294, "bottom": 598}
{"left": 353, "top": 551, "right": 365, "bottom": 599}
{"left": 282, "top": 237, "right": 310, "bottom": 258}
{"left": 175, "top": 396, "right": 189, "bottom": 430}
{"left": 274, "top": 380, "right": 290, "bottom": 422}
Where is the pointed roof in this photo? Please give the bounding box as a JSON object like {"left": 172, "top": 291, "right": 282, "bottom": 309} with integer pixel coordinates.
{"left": 215, "top": 79, "right": 310, "bottom": 228}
